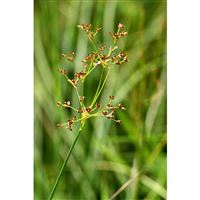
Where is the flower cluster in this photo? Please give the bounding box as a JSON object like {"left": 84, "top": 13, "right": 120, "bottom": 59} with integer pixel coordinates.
{"left": 57, "top": 23, "right": 128, "bottom": 131}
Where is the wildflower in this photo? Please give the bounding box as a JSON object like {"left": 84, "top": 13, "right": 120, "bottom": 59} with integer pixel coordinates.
{"left": 120, "top": 31, "right": 128, "bottom": 37}
{"left": 57, "top": 123, "right": 63, "bottom": 128}
{"left": 109, "top": 95, "right": 115, "bottom": 100}
{"left": 69, "top": 79, "right": 78, "bottom": 86}
{"left": 102, "top": 110, "right": 108, "bottom": 115}
{"left": 67, "top": 119, "right": 73, "bottom": 126}
{"left": 118, "top": 103, "right": 126, "bottom": 110}
{"left": 115, "top": 120, "right": 121, "bottom": 125}
{"left": 56, "top": 101, "right": 62, "bottom": 107}
{"left": 118, "top": 23, "right": 124, "bottom": 29}
{"left": 68, "top": 51, "right": 75, "bottom": 62}
{"left": 63, "top": 101, "right": 71, "bottom": 108}
{"left": 99, "top": 45, "right": 106, "bottom": 51}
{"left": 79, "top": 96, "right": 85, "bottom": 102}
{"left": 86, "top": 107, "right": 91, "bottom": 113}
{"left": 77, "top": 24, "right": 92, "bottom": 32}
{"left": 58, "top": 68, "right": 67, "bottom": 75}
{"left": 96, "top": 27, "right": 102, "bottom": 32}
{"left": 78, "top": 108, "right": 83, "bottom": 113}
{"left": 73, "top": 116, "right": 77, "bottom": 121}
{"left": 61, "top": 53, "right": 67, "bottom": 58}
{"left": 95, "top": 103, "right": 100, "bottom": 108}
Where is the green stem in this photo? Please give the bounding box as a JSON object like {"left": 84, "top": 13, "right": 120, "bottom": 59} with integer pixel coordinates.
{"left": 48, "top": 128, "right": 82, "bottom": 200}
{"left": 91, "top": 67, "right": 110, "bottom": 108}
{"left": 90, "top": 68, "right": 104, "bottom": 108}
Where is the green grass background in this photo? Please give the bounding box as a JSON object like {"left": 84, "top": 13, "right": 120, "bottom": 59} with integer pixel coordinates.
{"left": 34, "top": 1, "right": 166, "bottom": 199}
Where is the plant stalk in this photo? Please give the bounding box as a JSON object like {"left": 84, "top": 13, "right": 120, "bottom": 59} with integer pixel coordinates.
{"left": 48, "top": 128, "right": 82, "bottom": 200}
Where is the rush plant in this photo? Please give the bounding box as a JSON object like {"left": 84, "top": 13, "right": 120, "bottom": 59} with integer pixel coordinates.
{"left": 48, "top": 23, "right": 128, "bottom": 200}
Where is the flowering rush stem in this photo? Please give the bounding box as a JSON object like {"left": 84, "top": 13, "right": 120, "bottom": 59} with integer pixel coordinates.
{"left": 48, "top": 128, "right": 82, "bottom": 200}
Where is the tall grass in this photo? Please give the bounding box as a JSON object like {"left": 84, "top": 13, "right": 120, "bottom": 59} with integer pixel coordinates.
{"left": 34, "top": 1, "right": 166, "bottom": 199}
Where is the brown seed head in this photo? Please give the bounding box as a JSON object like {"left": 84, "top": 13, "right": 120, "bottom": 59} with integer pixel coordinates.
{"left": 118, "top": 23, "right": 124, "bottom": 29}
{"left": 67, "top": 119, "right": 73, "bottom": 126}
{"left": 78, "top": 108, "right": 83, "bottom": 113}
{"left": 120, "top": 31, "right": 128, "bottom": 37}
{"left": 102, "top": 110, "right": 108, "bottom": 115}
{"left": 56, "top": 101, "right": 62, "bottom": 107}
{"left": 116, "top": 120, "right": 121, "bottom": 125}
{"left": 109, "top": 95, "right": 115, "bottom": 100}
{"left": 61, "top": 53, "right": 67, "bottom": 58}
{"left": 58, "top": 68, "right": 67, "bottom": 75}
{"left": 73, "top": 116, "right": 77, "bottom": 121}
{"left": 96, "top": 27, "right": 102, "bottom": 32}
{"left": 63, "top": 101, "right": 71, "bottom": 108}
{"left": 86, "top": 107, "right": 92, "bottom": 113}
{"left": 57, "top": 123, "right": 63, "bottom": 128}
{"left": 95, "top": 103, "right": 100, "bottom": 108}
{"left": 79, "top": 96, "right": 85, "bottom": 102}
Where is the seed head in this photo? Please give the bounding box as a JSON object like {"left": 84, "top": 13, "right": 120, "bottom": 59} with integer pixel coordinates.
{"left": 73, "top": 116, "right": 77, "bottom": 121}
{"left": 56, "top": 101, "right": 62, "bottom": 107}
{"left": 95, "top": 103, "right": 100, "bottom": 108}
{"left": 115, "top": 120, "right": 121, "bottom": 125}
{"left": 57, "top": 123, "right": 63, "bottom": 128}
{"left": 58, "top": 68, "right": 67, "bottom": 75}
{"left": 109, "top": 95, "right": 115, "bottom": 100}
{"left": 68, "top": 51, "right": 75, "bottom": 62}
{"left": 67, "top": 119, "right": 73, "bottom": 126}
{"left": 120, "top": 31, "right": 128, "bottom": 37}
{"left": 118, "top": 23, "right": 124, "bottom": 29}
{"left": 96, "top": 27, "right": 102, "bottom": 32}
{"left": 61, "top": 53, "right": 67, "bottom": 58}
{"left": 78, "top": 108, "right": 83, "bottom": 113}
{"left": 86, "top": 107, "right": 91, "bottom": 113}
{"left": 102, "top": 110, "right": 108, "bottom": 115}
{"left": 63, "top": 101, "right": 71, "bottom": 108}
{"left": 79, "top": 96, "right": 85, "bottom": 102}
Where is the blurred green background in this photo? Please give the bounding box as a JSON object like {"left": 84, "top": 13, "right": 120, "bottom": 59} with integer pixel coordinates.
{"left": 34, "top": 0, "right": 166, "bottom": 199}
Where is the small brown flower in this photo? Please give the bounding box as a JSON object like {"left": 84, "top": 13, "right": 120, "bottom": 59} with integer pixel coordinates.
{"left": 78, "top": 108, "right": 83, "bottom": 113}
{"left": 118, "top": 104, "right": 122, "bottom": 108}
{"left": 75, "top": 71, "right": 86, "bottom": 79}
{"left": 115, "top": 120, "right": 121, "bottom": 125}
{"left": 95, "top": 103, "right": 100, "bottom": 108}
{"left": 86, "top": 107, "right": 92, "bottom": 113}
{"left": 61, "top": 53, "right": 67, "bottom": 58}
{"left": 124, "top": 56, "right": 128, "bottom": 62}
{"left": 118, "top": 23, "right": 124, "bottom": 29}
{"left": 56, "top": 101, "right": 62, "bottom": 107}
{"left": 58, "top": 68, "right": 67, "bottom": 75}
{"left": 106, "top": 114, "right": 114, "bottom": 119}
{"left": 99, "top": 45, "right": 105, "bottom": 51}
{"left": 120, "top": 31, "right": 128, "bottom": 37}
{"left": 109, "top": 95, "right": 115, "bottom": 100}
{"left": 85, "top": 54, "right": 92, "bottom": 60}
{"left": 68, "top": 119, "right": 73, "bottom": 126}
{"left": 70, "top": 79, "right": 78, "bottom": 86}
{"left": 73, "top": 116, "right": 77, "bottom": 121}
{"left": 63, "top": 101, "right": 71, "bottom": 108}
{"left": 102, "top": 110, "right": 108, "bottom": 115}
{"left": 96, "top": 27, "right": 102, "bottom": 32}
{"left": 79, "top": 96, "right": 85, "bottom": 102}
{"left": 57, "top": 123, "right": 63, "bottom": 128}
{"left": 68, "top": 51, "right": 75, "bottom": 62}
{"left": 107, "top": 103, "right": 113, "bottom": 107}
{"left": 115, "top": 60, "right": 121, "bottom": 65}
{"left": 119, "top": 53, "right": 125, "bottom": 58}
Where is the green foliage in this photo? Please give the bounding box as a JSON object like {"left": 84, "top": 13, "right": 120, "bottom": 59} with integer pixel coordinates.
{"left": 34, "top": 1, "right": 166, "bottom": 199}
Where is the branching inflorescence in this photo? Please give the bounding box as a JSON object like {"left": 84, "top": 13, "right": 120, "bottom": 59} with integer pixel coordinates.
{"left": 57, "top": 23, "right": 128, "bottom": 132}
{"left": 48, "top": 23, "right": 128, "bottom": 200}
